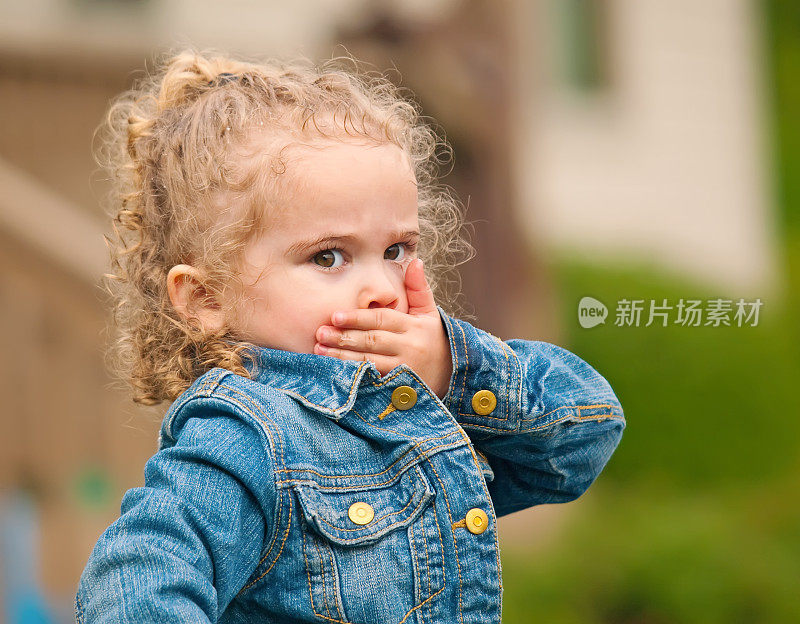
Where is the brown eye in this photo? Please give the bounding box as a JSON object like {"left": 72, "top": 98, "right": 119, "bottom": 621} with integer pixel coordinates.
{"left": 385, "top": 244, "right": 405, "bottom": 261}
{"left": 312, "top": 249, "right": 344, "bottom": 269}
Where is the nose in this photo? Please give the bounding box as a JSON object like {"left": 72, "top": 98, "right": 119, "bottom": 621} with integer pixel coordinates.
{"left": 356, "top": 261, "right": 401, "bottom": 310}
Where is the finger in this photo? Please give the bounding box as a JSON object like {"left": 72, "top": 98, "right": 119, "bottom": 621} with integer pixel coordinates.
{"left": 405, "top": 259, "right": 437, "bottom": 315}
{"left": 313, "top": 343, "right": 398, "bottom": 374}
{"left": 330, "top": 307, "right": 407, "bottom": 332}
{"left": 315, "top": 326, "right": 400, "bottom": 355}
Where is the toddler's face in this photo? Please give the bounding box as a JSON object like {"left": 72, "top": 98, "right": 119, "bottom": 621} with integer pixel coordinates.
{"left": 229, "top": 138, "right": 420, "bottom": 354}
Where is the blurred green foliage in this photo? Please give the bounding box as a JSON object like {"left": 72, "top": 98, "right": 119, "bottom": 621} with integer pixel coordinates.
{"left": 555, "top": 260, "right": 798, "bottom": 493}
{"left": 766, "top": 0, "right": 800, "bottom": 236}
{"left": 500, "top": 4, "right": 800, "bottom": 622}
{"left": 498, "top": 257, "right": 799, "bottom": 624}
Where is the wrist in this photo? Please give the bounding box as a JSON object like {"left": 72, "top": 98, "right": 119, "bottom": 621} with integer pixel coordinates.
{"left": 434, "top": 322, "right": 453, "bottom": 400}
{"left": 435, "top": 359, "right": 453, "bottom": 400}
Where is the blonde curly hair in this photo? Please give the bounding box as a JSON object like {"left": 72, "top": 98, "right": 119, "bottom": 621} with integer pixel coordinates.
{"left": 96, "top": 46, "right": 474, "bottom": 406}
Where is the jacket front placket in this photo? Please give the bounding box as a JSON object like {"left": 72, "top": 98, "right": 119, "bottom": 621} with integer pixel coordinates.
{"left": 330, "top": 365, "right": 504, "bottom": 624}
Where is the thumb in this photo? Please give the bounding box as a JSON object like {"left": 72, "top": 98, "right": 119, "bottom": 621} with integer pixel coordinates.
{"left": 405, "top": 259, "right": 437, "bottom": 315}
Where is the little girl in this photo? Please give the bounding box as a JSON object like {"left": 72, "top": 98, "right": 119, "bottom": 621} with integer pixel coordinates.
{"left": 76, "top": 48, "right": 625, "bottom": 624}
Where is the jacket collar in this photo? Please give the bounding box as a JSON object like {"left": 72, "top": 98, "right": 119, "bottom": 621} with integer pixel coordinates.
{"left": 244, "top": 345, "right": 390, "bottom": 420}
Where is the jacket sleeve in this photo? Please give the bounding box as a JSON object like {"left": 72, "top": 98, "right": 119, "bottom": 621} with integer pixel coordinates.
{"left": 75, "top": 402, "right": 277, "bottom": 623}
{"left": 437, "top": 306, "right": 626, "bottom": 517}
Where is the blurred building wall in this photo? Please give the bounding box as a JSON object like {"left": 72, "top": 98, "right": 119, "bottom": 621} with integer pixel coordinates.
{"left": 516, "top": 0, "right": 778, "bottom": 296}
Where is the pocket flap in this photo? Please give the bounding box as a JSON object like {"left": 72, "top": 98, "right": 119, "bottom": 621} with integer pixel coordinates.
{"left": 293, "top": 464, "right": 434, "bottom": 547}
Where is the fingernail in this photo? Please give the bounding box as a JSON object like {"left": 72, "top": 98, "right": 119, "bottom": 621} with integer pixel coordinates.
{"left": 333, "top": 312, "right": 345, "bottom": 324}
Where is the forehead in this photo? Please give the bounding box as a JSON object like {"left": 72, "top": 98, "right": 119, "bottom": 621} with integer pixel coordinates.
{"left": 268, "top": 138, "right": 419, "bottom": 235}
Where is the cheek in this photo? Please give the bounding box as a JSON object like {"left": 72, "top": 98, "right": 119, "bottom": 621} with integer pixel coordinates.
{"left": 284, "top": 293, "right": 350, "bottom": 343}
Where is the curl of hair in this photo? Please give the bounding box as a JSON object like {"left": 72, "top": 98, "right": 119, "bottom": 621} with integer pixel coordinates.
{"left": 96, "top": 45, "right": 474, "bottom": 406}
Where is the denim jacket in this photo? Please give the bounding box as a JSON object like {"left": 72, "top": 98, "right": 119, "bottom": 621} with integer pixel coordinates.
{"left": 76, "top": 307, "right": 625, "bottom": 623}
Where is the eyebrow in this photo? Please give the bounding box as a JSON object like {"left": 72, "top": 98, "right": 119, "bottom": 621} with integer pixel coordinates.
{"left": 286, "top": 230, "right": 421, "bottom": 256}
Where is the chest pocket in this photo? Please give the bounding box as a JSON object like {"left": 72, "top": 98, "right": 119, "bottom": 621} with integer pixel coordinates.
{"left": 293, "top": 463, "right": 444, "bottom": 624}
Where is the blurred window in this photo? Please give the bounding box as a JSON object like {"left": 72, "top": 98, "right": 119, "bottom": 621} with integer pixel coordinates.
{"left": 549, "top": 0, "right": 611, "bottom": 92}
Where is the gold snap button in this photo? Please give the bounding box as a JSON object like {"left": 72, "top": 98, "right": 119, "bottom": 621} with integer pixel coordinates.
{"left": 465, "top": 508, "right": 489, "bottom": 534}
{"left": 471, "top": 390, "right": 497, "bottom": 415}
{"left": 391, "top": 386, "right": 417, "bottom": 410}
{"left": 348, "top": 502, "right": 374, "bottom": 525}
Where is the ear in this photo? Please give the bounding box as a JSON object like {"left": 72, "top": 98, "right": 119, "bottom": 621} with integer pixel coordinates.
{"left": 166, "top": 264, "right": 226, "bottom": 333}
